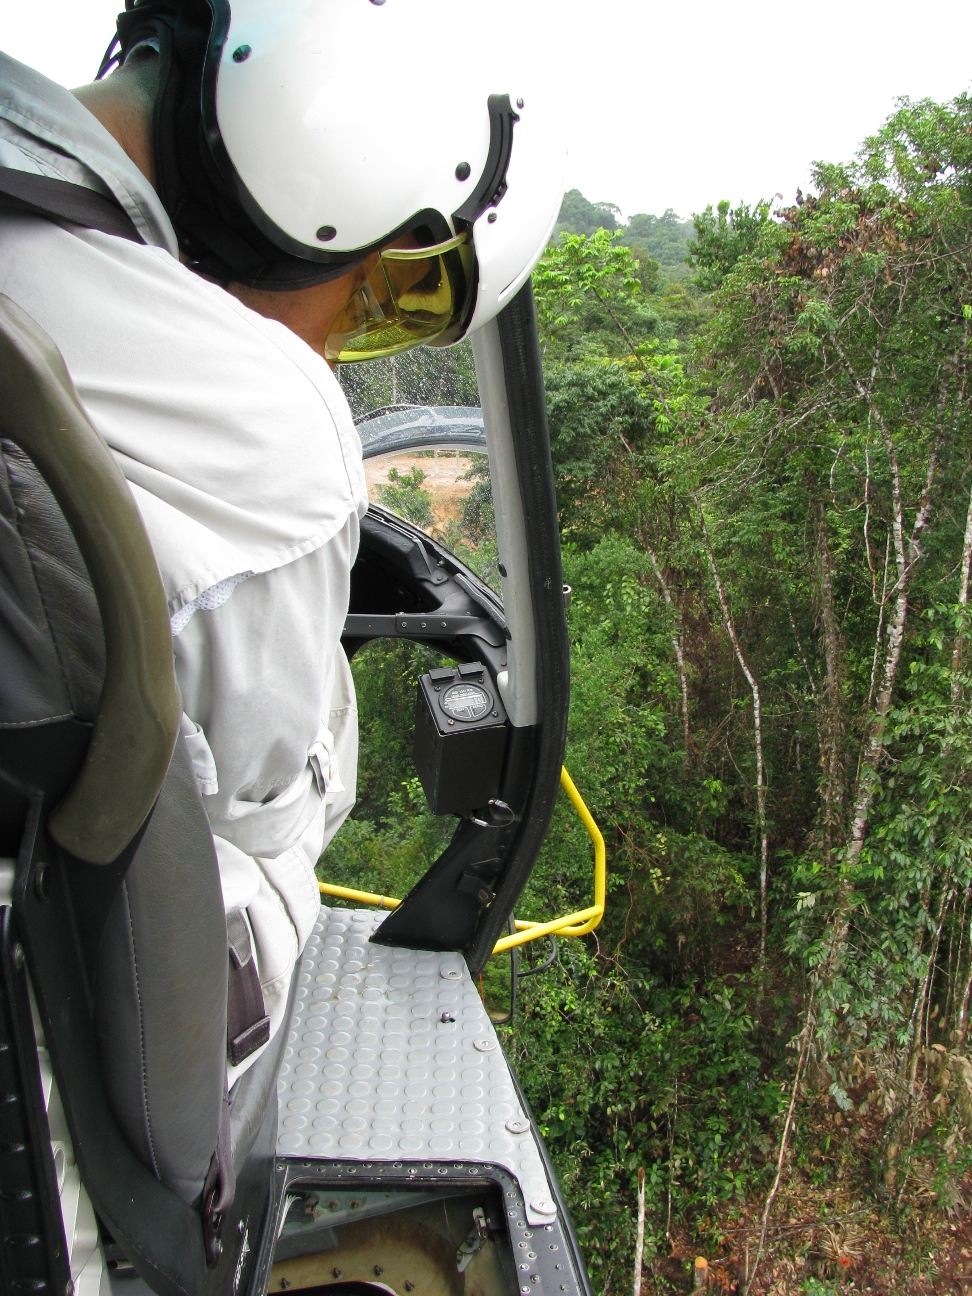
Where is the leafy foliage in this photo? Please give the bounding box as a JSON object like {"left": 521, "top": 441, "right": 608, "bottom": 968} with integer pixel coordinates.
{"left": 375, "top": 465, "right": 433, "bottom": 528}
{"left": 323, "top": 92, "right": 972, "bottom": 1294}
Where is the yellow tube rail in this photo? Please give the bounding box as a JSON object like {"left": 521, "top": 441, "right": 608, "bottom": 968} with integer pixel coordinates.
{"left": 318, "top": 766, "right": 606, "bottom": 956}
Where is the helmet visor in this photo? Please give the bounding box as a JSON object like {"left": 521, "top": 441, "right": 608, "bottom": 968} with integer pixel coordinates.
{"left": 324, "top": 233, "right": 473, "bottom": 363}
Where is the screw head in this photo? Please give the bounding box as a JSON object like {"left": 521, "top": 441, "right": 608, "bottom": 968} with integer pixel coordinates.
{"left": 34, "top": 862, "right": 50, "bottom": 901}
{"left": 374, "top": 1266, "right": 383, "bottom": 1276}
{"left": 506, "top": 1117, "right": 530, "bottom": 1134}
{"left": 487, "top": 212, "right": 498, "bottom": 224}
{"left": 473, "top": 1037, "right": 497, "bottom": 1052}
{"left": 332, "top": 1269, "right": 342, "bottom": 1279}
{"left": 440, "top": 966, "right": 463, "bottom": 980}
{"left": 316, "top": 225, "right": 337, "bottom": 242}
{"left": 440, "top": 1011, "right": 456, "bottom": 1023}
{"left": 531, "top": 1197, "right": 557, "bottom": 1217}
{"left": 455, "top": 161, "right": 471, "bottom": 181}
{"left": 232, "top": 45, "right": 251, "bottom": 62}
{"left": 516, "top": 97, "right": 525, "bottom": 109}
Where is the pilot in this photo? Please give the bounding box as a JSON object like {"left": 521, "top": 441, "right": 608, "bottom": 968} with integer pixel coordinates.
{"left": 0, "top": 0, "right": 562, "bottom": 1077}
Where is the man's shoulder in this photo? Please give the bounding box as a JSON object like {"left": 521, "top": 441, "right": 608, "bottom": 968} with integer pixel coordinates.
{"left": 0, "top": 51, "right": 177, "bottom": 253}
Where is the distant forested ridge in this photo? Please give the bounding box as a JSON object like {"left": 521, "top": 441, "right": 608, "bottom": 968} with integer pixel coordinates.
{"left": 556, "top": 187, "right": 696, "bottom": 274}
{"left": 330, "top": 96, "right": 972, "bottom": 1294}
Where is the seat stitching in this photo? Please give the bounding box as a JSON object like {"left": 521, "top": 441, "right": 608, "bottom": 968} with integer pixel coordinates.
{"left": 0, "top": 442, "right": 75, "bottom": 707}
{"left": 122, "top": 881, "right": 161, "bottom": 1179}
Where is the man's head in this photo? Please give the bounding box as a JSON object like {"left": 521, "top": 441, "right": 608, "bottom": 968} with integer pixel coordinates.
{"left": 80, "top": 0, "right": 566, "bottom": 362}
{"left": 74, "top": 46, "right": 377, "bottom": 361}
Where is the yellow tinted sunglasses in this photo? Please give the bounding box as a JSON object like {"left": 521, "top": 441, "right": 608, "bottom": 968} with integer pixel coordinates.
{"left": 324, "top": 232, "right": 473, "bottom": 364}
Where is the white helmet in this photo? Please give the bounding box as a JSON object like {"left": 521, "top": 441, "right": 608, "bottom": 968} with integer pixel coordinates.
{"left": 104, "top": 0, "right": 566, "bottom": 358}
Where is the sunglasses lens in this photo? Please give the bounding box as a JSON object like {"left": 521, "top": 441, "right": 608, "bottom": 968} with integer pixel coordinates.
{"left": 325, "top": 239, "right": 472, "bottom": 363}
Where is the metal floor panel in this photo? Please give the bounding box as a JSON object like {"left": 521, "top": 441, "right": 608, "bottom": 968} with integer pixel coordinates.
{"left": 276, "top": 907, "right": 557, "bottom": 1227}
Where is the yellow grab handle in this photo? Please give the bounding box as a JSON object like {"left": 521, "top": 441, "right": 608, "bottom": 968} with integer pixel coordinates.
{"left": 319, "top": 765, "right": 606, "bottom": 955}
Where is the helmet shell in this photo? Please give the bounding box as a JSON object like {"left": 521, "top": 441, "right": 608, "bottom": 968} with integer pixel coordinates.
{"left": 214, "top": 0, "right": 565, "bottom": 334}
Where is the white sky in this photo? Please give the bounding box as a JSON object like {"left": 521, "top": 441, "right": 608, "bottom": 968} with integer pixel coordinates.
{"left": 5, "top": 1, "right": 972, "bottom": 222}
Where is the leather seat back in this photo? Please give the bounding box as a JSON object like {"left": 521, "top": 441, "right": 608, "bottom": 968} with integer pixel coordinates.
{"left": 0, "top": 435, "right": 228, "bottom": 1208}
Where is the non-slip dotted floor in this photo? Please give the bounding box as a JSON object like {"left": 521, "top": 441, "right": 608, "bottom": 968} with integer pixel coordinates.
{"left": 276, "top": 907, "right": 557, "bottom": 1227}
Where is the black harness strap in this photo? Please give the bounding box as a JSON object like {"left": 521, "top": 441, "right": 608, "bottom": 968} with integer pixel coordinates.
{"left": 225, "top": 909, "right": 270, "bottom": 1067}
{"left": 0, "top": 166, "right": 144, "bottom": 243}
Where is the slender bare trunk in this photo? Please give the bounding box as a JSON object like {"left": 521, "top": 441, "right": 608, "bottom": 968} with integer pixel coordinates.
{"left": 646, "top": 544, "right": 691, "bottom": 761}
{"left": 695, "top": 495, "right": 770, "bottom": 978}
{"left": 951, "top": 477, "right": 972, "bottom": 705}
{"left": 957, "top": 926, "right": 972, "bottom": 1048}
{"left": 745, "top": 986, "right": 817, "bottom": 1296}
{"left": 834, "top": 344, "right": 942, "bottom": 872}
{"left": 950, "top": 322, "right": 971, "bottom": 704}
{"left": 632, "top": 1167, "right": 646, "bottom": 1296}
{"left": 813, "top": 494, "right": 847, "bottom": 858}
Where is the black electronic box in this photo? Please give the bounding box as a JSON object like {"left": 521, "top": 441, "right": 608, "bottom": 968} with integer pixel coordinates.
{"left": 413, "top": 661, "right": 509, "bottom": 815}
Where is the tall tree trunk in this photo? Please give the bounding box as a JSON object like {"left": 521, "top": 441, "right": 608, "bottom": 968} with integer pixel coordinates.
{"left": 835, "top": 344, "right": 943, "bottom": 872}
{"left": 951, "top": 475, "right": 972, "bottom": 705}
{"left": 812, "top": 492, "right": 847, "bottom": 858}
{"left": 695, "top": 496, "right": 770, "bottom": 979}
{"left": 645, "top": 544, "right": 691, "bottom": 761}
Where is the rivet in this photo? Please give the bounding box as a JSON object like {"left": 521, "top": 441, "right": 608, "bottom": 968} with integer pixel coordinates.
{"left": 487, "top": 212, "right": 498, "bottom": 224}
{"left": 374, "top": 1266, "right": 383, "bottom": 1276}
{"left": 279, "top": 1281, "right": 290, "bottom": 1291}
{"left": 232, "top": 45, "right": 251, "bottom": 62}
{"left": 405, "top": 1284, "right": 414, "bottom": 1292}
{"left": 473, "top": 1037, "right": 497, "bottom": 1052}
{"left": 12, "top": 944, "right": 24, "bottom": 970}
{"left": 530, "top": 1197, "right": 557, "bottom": 1217}
{"left": 333, "top": 1269, "right": 342, "bottom": 1279}
{"left": 316, "top": 226, "right": 337, "bottom": 242}
{"left": 440, "top": 1011, "right": 456, "bottom": 1023}
{"left": 516, "top": 97, "right": 525, "bottom": 109}
{"left": 34, "top": 862, "right": 50, "bottom": 901}
{"left": 455, "top": 161, "right": 471, "bottom": 181}
{"left": 506, "top": 1117, "right": 530, "bottom": 1134}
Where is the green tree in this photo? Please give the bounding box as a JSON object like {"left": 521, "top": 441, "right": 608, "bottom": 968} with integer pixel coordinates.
{"left": 376, "top": 465, "right": 434, "bottom": 528}
{"left": 555, "top": 187, "right": 620, "bottom": 237}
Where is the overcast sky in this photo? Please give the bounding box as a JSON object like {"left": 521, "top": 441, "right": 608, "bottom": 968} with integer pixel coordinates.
{"left": 5, "top": 1, "right": 972, "bottom": 222}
